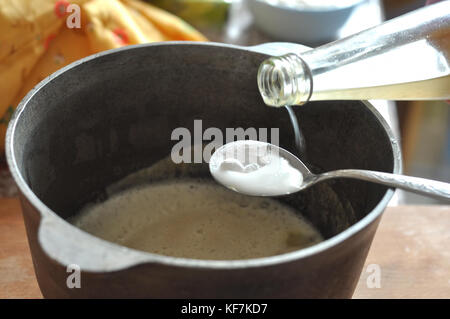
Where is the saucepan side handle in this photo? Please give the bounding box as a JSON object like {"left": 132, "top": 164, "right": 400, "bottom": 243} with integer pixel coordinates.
{"left": 38, "top": 212, "right": 155, "bottom": 272}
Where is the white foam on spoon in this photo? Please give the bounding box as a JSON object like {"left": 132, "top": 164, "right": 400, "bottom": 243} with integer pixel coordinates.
{"left": 210, "top": 140, "right": 303, "bottom": 196}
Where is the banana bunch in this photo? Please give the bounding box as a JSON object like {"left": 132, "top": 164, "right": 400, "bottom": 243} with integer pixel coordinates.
{"left": 0, "top": 0, "right": 207, "bottom": 153}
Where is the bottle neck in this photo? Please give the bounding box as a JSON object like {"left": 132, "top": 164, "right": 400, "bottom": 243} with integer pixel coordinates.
{"left": 257, "top": 53, "right": 313, "bottom": 107}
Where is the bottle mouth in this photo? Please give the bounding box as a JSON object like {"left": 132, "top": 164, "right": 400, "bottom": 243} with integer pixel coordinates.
{"left": 257, "top": 53, "right": 312, "bottom": 107}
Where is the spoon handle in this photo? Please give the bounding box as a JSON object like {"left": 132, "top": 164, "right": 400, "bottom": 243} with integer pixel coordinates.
{"left": 321, "top": 169, "right": 450, "bottom": 201}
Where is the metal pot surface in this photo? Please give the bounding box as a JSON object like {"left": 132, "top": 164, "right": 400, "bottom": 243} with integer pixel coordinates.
{"left": 6, "top": 42, "right": 400, "bottom": 298}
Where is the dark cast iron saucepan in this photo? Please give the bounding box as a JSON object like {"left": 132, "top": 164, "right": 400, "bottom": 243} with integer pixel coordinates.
{"left": 6, "top": 42, "right": 400, "bottom": 298}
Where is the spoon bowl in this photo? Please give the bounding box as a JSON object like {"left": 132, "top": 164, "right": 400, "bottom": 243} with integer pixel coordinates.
{"left": 210, "top": 140, "right": 450, "bottom": 201}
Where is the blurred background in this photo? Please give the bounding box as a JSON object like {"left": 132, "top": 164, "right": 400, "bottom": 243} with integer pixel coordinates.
{"left": 0, "top": 0, "right": 448, "bottom": 204}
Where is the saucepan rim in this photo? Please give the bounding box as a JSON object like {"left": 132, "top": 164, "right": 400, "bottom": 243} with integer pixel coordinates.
{"left": 5, "top": 41, "right": 401, "bottom": 271}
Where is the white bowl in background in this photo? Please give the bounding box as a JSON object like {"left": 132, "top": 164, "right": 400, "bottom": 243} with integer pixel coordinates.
{"left": 247, "top": 0, "right": 366, "bottom": 45}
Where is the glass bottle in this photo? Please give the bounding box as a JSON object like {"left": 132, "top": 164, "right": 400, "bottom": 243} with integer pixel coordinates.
{"left": 257, "top": 1, "right": 450, "bottom": 107}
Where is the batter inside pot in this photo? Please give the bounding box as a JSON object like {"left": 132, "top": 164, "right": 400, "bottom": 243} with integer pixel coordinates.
{"left": 71, "top": 178, "right": 323, "bottom": 260}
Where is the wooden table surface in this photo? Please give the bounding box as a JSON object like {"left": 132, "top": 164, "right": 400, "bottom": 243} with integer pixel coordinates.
{"left": 0, "top": 198, "right": 449, "bottom": 299}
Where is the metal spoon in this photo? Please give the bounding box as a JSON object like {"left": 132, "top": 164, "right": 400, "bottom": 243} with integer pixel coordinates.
{"left": 209, "top": 141, "right": 450, "bottom": 201}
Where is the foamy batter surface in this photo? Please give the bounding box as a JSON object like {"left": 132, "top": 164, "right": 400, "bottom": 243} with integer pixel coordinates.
{"left": 71, "top": 179, "right": 323, "bottom": 260}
